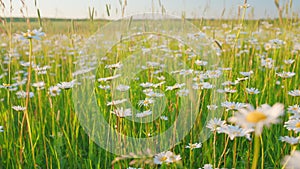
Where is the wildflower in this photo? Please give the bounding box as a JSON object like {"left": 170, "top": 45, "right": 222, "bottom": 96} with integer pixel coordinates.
{"left": 140, "top": 82, "right": 154, "bottom": 88}
{"left": 261, "top": 58, "right": 274, "bottom": 68}
{"left": 229, "top": 103, "right": 284, "bottom": 135}
{"left": 153, "top": 151, "right": 181, "bottom": 164}
{"left": 284, "top": 59, "right": 295, "bottom": 65}
{"left": 18, "top": 28, "right": 45, "bottom": 40}
{"left": 192, "top": 82, "right": 214, "bottom": 90}
{"left": 97, "top": 74, "right": 121, "bottom": 82}
{"left": 98, "top": 85, "right": 110, "bottom": 90}
{"left": 156, "top": 76, "right": 165, "bottom": 81}
{"left": 153, "top": 81, "right": 165, "bottom": 88}
{"left": 105, "top": 62, "right": 122, "bottom": 69}
{"left": 221, "top": 101, "right": 247, "bottom": 111}
{"left": 0, "top": 126, "right": 3, "bottom": 132}
{"left": 160, "top": 116, "right": 168, "bottom": 121}
{"left": 207, "top": 105, "right": 218, "bottom": 110}
{"left": 240, "top": 70, "right": 253, "bottom": 77}
{"left": 46, "top": 85, "right": 61, "bottom": 96}
{"left": 57, "top": 80, "right": 77, "bottom": 89}
{"left": 177, "top": 89, "right": 189, "bottom": 96}
{"left": 16, "top": 90, "right": 34, "bottom": 98}
{"left": 205, "top": 70, "right": 222, "bottom": 79}
{"left": 206, "top": 118, "right": 226, "bottom": 132}
{"left": 116, "top": 84, "right": 130, "bottom": 92}
{"left": 127, "top": 167, "right": 142, "bottom": 169}
{"left": 276, "top": 71, "right": 296, "bottom": 78}
{"left": 288, "top": 105, "right": 300, "bottom": 114}
{"left": 281, "top": 151, "right": 300, "bottom": 169}
{"left": 12, "top": 105, "right": 26, "bottom": 111}
{"left": 222, "top": 81, "right": 237, "bottom": 86}
{"left": 217, "top": 88, "right": 236, "bottom": 93}
{"left": 279, "top": 136, "right": 300, "bottom": 145}
{"left": 246, "top": 88, "right": 260, "bottom": 94}
{"left": 195, "top": 60, "right": 208, "bottom": 66}
{"left": 110, "top": 107, "right": 132, "bottom": 117}
{"left": 107, "top": 99, "right": 127, "bottom": 106}
{"left": 166, "top": 83, "right": 185, "bottom": 91}
{"left": 32, "top": 81, "right": 45, "bottom": 90}
{"left": 136, "top": 110, "right": 152, "bottom": 118}
{"left": 138, "top": 98, "right": 155, "bottom": 107}
{"left": 201, "top": 164, "right": 213, "bottom": 169}
{"left": 217, "top": 125, "right": 253, "bottom": 140}
{"left": 185, "top": 142, "right": 202, "bottom": 150}
{"left": 284, "top": 119, "right": 300, "bottom": 133}
{"left": 239, "top": 3, "right": 250, "bottom": 8}
{"left": 288, "top": 90, "right": 300, "bottom": 97}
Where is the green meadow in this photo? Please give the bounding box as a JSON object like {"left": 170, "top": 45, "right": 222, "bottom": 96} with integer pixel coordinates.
{"left": 0, "top": 5, "right": 300, "bottom": 169}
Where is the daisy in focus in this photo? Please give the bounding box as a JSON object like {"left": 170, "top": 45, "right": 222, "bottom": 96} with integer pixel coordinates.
{"left": 18, "top": 28, "right": 45, "bottom": 40}
{"left": 153, "top": 151, "right": 181, "bottom": 164}
{"left": 229, "top": 103, "right": 284, "bottom": 135}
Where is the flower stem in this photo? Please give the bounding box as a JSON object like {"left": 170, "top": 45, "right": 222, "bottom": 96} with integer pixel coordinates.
{"left": 213, "top": 130, "right": 217, "bottom": 168}
{"left": 22, "top": 39, "right": 37, "bottom": 169}
{"left": 251, "top": 135, "right": 260, "bottom": 169}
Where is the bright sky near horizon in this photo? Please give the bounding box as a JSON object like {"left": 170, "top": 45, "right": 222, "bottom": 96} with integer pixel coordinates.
{"left": 0, "top": 0, "right": 299, "bottom": 19}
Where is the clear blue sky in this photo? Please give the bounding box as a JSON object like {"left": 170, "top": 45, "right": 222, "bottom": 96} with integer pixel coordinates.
{"left": 1, "top": 0, "right": 299, "bottom": 19}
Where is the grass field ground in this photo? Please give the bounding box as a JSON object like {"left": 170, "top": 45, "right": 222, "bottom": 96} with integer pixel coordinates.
{"left": 0, "top": 11, "right": 299, "bottom": 169}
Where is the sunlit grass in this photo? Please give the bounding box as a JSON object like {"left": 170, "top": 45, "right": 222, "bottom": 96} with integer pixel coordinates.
{"left": 0, "top": 3, "right": 299, "bottom": 169}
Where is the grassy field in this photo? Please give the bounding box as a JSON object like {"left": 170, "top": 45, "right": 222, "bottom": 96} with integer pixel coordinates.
{"left": 0, "top": 13, "right": 299, "bottom": 169}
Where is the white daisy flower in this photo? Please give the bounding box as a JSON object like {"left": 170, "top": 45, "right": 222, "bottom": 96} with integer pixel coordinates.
{"left": 160, "top": 116, "right": 168, "bottom": 121}
{"left": 49, "top": 86, "right": 61, "bottom": 96}
{"left": 177, "top": 89, "right": 189, "bottom": 96}
{"left": 217, "top": 125, "right": 253, "bottom": 140}
{"left": 138, "top": 98, "right": 155, "bottom": 107}
{"left": 246, "top": 88, "right": 260, "bottom": 95}
{"left": 110, "top": 107, "right": 132, "bottom": 117}
{"left": 288, "top": 105, "right": 300, "bottom": 114}
{"left": 185, "top": 142, "right": 202, "bottom": 150}
{"left": 12, "top": 105, "right": 26, "bottom": 111}
{"left": 105, "top": 62, "right": 122, "bottom": 69}
{"left": 279, "top": 136, "right": 300, "bottom": 145}
{"left": 0, "top": 126, "right": 3, "bottom": 132}
{"left": 18, "top": 28, "right": 45, "bottom": 40}
{"left": 201, "top": 164, "right": 213, "bottom": 169}
{"left": 57, "top": 80, "right": 77, "bottom": 89}
{"left": 206, "top": 118, "right": 226, "bottom": 132}
{"left": 136, "top": 110, "right": 152, "bottom": 118}
{"left": 207, "top": 105, "right": 218, "bottom": 110}
{"left": 229, "top": 103, "right": 284, "bottom": 135}
{"left": 32, "top": 81, "right": 45, "bottom": 90}
{"left": 221, "top": 101, "right": 247, "bottom": 111}
{"left": 116, "top": 84, "right": 130, "bottom": 92}
{"left": 288, "top": 90, "right": 300, "bottom": 97}
{"left": 284, "top": 59, "right": 295, "bottom": 65}
{"left": 97, "top": 74, "right": 121, "bottom": 82}
{"left": 240, "top": 70, "right": 253, "bottom": 77}
{"left": 276, "top": 71, "right": 296, "bottom": 78}
{"left": 16, "top": 90, "right": 34, "bottom": 98}
{"left": 284, "top": 119, "right": 300, "bottom": 133}
{"left": 107, "top": 99, "right": 127, "bottom": 106}
{"left": 166, "top": 83, "right": 185, "bottom": 91}
{"left": 153, "top": 151, "right": 181, "bottom": 164}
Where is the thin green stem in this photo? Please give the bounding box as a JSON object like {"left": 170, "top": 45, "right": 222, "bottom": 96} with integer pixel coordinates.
{"left": 213, "top": 130, "right": 217, "bottom": 168}
{"left": 251, "top": 135, "right": 260, "bottom": 169}
{"left": 22, "top": 39, "right": 37, "bottom": 169}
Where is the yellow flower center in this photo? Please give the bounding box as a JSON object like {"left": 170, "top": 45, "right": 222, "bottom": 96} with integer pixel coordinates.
{"left": 160, "top": 156, "right": 167, "bottom": 162}
{"left": 246, "top": 111, "right": 267, "bottom": 123}
{"left": 295, "top": 122, "right": 300, "bottom": 128}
